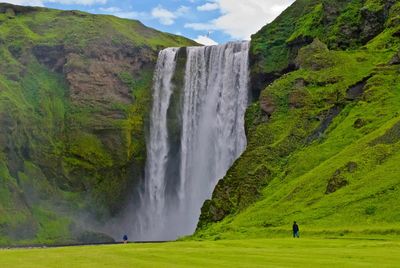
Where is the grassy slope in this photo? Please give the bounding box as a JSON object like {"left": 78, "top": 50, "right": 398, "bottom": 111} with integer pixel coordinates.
{"left": 1, "top": 238, "right": 399, "bottom": 267}
{"left": 197, "top": 0, "right": 400, "bottom": 239}
{"left": 0, "top": 4, "right": 194, "bottom": 245}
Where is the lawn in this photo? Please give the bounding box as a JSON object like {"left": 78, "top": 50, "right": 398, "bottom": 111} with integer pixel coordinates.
{"left": 1, "top": 238, "right": 399, "bottom": 267}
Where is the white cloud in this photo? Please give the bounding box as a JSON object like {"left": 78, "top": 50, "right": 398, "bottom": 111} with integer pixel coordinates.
{"left": 197, "top": 2, "right": 219, "bottom": 12}
{"left": 2, "top": 0, "right": 106, "bottom": 6}
{"left": 195, "top": 35, "right": 218, "bottom": 46}
{"left": 189, "top": 0, "right": 295, "bottom": 40}
{"left": 175, "top": 5, "right": 190, "bottom": 16}
{"left": 151, "top": 5, "right": 176, "bottom": 25}
{"left": 151, "top": 5, "right": 190, "bottom": 26}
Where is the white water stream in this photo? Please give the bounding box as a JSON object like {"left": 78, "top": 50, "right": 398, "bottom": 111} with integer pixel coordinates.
{"left": 133, "top": 41, "right": 250, "bottom": 241}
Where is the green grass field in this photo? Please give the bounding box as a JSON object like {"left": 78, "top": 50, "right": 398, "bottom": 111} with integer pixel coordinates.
{"left": 1, "top": 238, "right": 399, "bottom": 267}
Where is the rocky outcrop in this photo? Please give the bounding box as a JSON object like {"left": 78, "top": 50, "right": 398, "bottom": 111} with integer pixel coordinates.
{"left": 295, "top": 39, "right": 332, "bottom": 71}
{"left": 325, "top": 169, "right": 349, "bottom": 194}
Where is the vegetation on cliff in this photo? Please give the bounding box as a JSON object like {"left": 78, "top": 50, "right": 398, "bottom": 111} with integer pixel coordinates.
{"left": 197, "top": 0, "right": 400, "bottom": 239}
{"left": 0, "top": 3, "right": 194, "bottom": 245}
{"left": 1, "top": 0, "right": 399, "bottom": 246}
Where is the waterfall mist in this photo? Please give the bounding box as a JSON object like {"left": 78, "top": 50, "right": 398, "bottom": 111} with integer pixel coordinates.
{"left": 132, "top": 41, "right": 250, "bottom": 241}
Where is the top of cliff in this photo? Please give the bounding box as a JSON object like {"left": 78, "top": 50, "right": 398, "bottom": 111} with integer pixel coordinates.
{"left": 0, "top": 3, "right": 195, "bottom": 49}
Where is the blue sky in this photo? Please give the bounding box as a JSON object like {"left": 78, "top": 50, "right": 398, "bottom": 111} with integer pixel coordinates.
{"left": 5, "top": 0, "right": 295, "bottom": 45}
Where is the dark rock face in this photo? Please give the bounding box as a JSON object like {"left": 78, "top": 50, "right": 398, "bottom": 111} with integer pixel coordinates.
{"left": 360, "top": 7, "right": 385, "bottom": 44}
{"left": 64, "top": 44, "right": 154, "bottom": 107}
{"left": 326, "top": 169, "right": 348, "bottom": 194}
{"left": 0, "top": 4, "right": 40, "bottom": 15}
{"left": 322, "top": 1, "right": 341, "bottom": 25}
{"left": 32, "top": 45, "right": 67, "bottom": 73}
{"left": 28, "top": 42, "right": 157, "bottom": 215}
{"left": 346, "top": 76, "right": 371, "bottom": 100}
{"left": 306, "top": 105, "right": 342, "bottom": 144}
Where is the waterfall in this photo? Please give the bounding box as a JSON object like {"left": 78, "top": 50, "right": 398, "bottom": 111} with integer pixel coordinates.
{"left": 133, "top": 41, "right": 250, "bottom": 241}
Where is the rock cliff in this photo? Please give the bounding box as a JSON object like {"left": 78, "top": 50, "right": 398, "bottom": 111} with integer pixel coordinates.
{"left": 0, "top": 3, "right": 194, "bottom": 245}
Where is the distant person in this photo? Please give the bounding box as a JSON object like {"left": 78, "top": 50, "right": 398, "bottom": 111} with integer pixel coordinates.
{"left": 293, "top": 221, "right": 300, "bottom": 238}
{"left": 123, "top": 234, "right": 128, "bottom": 244}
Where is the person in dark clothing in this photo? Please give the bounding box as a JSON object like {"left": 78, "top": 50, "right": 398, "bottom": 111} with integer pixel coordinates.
{"left": 123, "top": 234, "right": 128, "bottom": 244}
{"left": 293, "top": 221, "right": 300, "bottom": 238}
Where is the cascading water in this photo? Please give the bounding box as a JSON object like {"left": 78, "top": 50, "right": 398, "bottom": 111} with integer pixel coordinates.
{"left": 133, "top": 41, "right": 250, "bottom": 241}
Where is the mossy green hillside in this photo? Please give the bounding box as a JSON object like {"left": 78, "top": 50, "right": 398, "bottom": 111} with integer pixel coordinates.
{"left": 250, "top": 0, "right": 398, "bottom": 95}
{"left": 197, "top": 0, "right": 400, "bottom": 239}
{"left": 0, "top": 3, "right": 195, "bottom": 246}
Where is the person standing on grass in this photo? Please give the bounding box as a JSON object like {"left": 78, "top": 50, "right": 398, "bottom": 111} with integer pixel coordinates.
{"left": 123, "top": 234, "right": 128, "bottom": 244}
{"left": 293, "top": 221, "right": 300, "bottom": 238}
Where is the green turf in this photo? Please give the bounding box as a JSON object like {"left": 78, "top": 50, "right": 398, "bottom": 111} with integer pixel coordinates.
{"left": 0, "top": 238, "right": 399, "bottom": 267}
